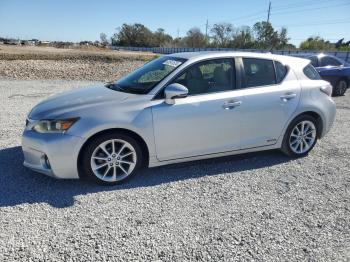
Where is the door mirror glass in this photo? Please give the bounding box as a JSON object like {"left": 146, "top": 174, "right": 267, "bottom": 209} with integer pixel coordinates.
{"left": 164, "top": 83, "right": 188, "bottom": 105}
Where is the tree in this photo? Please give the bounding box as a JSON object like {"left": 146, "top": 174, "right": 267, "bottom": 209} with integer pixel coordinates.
{"left": 210, "top": 23, "right": 234, "bottom": 47}
{"left": 231, "top": 26, "right": 255, "bottom": 49}
{"left": 253, "top": 21, "right": 289, "bottom": 50}
{"left": 277, "top": 27, "right": 289, "bottom": 49}
{"left": 153, "top": 28, "right": 173, "bottom": 47}
{"left": 299, "top": 37, "right": 332, "bottom": 50}
{"left": 184, "top": 27, "right": 206, "bottom": 48}
{"left": 111, "top": 23, "right": 154, "bottom": 47}
{"left": 100, "top": 33, "right": 108, "bottom": 46}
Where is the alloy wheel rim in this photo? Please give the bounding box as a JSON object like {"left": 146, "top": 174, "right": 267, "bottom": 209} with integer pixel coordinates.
{"left": 90, "top": 139, "right": 137, "bottom": 182}
{"left": 289, "top": 120, "right": 316, "bottom": 154}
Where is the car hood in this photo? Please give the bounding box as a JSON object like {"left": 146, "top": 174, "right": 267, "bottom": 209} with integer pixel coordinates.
{"left": 28, "top": 84, "right": 134, "bottom": 120}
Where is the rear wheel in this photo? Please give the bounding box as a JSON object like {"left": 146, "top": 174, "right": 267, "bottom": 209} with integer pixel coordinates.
{"left": 333, "top": 79, "right": 347, "bottom": 96}
{"left": 80, "top": 133, "right": 143, "bottom": 185}
{"left": 281, "top": 115, "right": 318, "bottom": 157}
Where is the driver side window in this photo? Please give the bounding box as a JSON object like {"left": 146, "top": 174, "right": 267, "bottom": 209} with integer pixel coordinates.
{"left": 171, "top": 58, "right": 235, "bottom": 95}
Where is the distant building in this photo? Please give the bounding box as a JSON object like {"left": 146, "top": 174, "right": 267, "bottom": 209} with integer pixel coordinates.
{"left": 79, "top": 41, "right": 93, "bottom": 46}
{"left": 39, "top": 40, "right": 51, "bottom": 46}
{"left": 4, "top": 39, "right": 21, "bottom": 45}
{"left": 21, "top": 39, "right": 39, "bottom": 46}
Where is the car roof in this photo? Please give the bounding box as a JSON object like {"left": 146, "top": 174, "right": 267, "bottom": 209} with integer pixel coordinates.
{"left": 168, "top": 51, "right": 309, "bottom": 65}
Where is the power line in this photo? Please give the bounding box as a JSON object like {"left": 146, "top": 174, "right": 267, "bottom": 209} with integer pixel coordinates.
{"left": 276, "top": 19, "right": 350, "bottom": 28}
{"left": 220, "top": 0, "right": 345, "bottom": 24}
{"left": 271, "top": 2, "right": 350, "bottom": 16}
{"left": 272, "top": 0, "right": 335, "bottom": 11}
{"left": 220, "top": 10, "right": 267, "bottom": 24}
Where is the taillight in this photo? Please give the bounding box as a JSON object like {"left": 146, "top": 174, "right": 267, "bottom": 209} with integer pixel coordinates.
{"left": 320, "top": 85, "right": 332, "bottom": 96}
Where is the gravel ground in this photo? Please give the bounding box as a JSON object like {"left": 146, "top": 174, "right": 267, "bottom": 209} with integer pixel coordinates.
{"left": 0, "top": 45, "right": 153, "bottom": 81}
{"left": 0, "top": 60, "right": 145, "bottom": 81}
{"left": 0, "top": 79, "right": 349, "bottom": 261}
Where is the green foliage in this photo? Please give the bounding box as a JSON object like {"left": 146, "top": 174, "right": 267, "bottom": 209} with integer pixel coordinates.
{"left": 299, "top": 36, "right": 350, "bottom": 51}
{"left": 230, "top": 26, "right": 256, "bottom": 49}
{"left": 252, "top": 22, "right": 289, "bottom": 50}
{"left": 300, "top": 37, "right": 332, "bottom": 50}
{"left": 107, "top": 22, "right": 348, "bottom": 51}
{"left": 184, "top": 27, "right": 207, "bottom": 48}
{"left": 153, "top": 28, "right": 173, "bottom": 47}
{"left": 111, "top": 23, "right": 155, "bottom": 47}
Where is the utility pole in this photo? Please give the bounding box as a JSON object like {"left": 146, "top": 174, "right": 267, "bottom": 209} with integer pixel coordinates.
{"left": 205, "top": 19, "right": 209, "bottom": 41}
{"left": 267, "top": 1, "right": 271, "bottom": 23}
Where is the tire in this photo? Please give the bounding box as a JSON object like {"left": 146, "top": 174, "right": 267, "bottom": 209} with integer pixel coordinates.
{"left": 281, "top": 115, "right": 319, "bottom": 157}
{"left": 333, "top": 79, "right": 347, "bottom": 96}
{"left": 80, "top": 132, "right": 143, "bottom": 185}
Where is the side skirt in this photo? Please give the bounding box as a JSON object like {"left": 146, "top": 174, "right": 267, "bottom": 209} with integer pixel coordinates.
{"left": 148, "top": 143, "right": 281, "bottom": 168}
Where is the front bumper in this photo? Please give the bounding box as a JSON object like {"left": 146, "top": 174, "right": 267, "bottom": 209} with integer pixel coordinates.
{"left": 22, "top": 130, "right": 84, "bottom": 179}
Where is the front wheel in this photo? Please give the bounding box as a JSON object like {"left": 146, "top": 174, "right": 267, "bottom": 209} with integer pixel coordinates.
{"left": 281, "top": 115, "right": 318, "bottom": 157}
{"left": 80, "top": 133, "right": 143, "bottom": 185}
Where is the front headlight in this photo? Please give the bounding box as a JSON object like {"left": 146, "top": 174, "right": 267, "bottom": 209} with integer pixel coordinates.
{"left": 32, "top": 118, "right": 79, "bottom": 133}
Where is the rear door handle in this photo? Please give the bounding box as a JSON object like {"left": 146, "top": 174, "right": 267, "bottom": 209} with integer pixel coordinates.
{"left": 280, "top": 93, "right": 296, "bottom": 101}
{"left": 223, "top": 100, "right": 242, "bottom": 110}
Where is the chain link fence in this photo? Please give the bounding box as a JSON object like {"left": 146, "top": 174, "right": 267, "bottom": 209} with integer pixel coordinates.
{"left": 110, "top": 46, "right": 350, "bottom": 62}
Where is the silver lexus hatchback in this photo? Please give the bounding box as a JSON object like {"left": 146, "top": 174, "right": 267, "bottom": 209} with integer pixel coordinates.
{"left": 22, "top": 52, "right": 336, "bottom": 185}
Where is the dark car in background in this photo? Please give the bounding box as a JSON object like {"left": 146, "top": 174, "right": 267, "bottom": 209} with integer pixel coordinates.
{"left": 296, "top": 53, "right": 350, "bottom": 96}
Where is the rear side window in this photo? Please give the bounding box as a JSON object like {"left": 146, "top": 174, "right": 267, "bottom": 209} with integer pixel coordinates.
{"left": 303, "top": 64, "right": 321, "bottom": 80}
{"left": 243, "top": 58, "right": 276, "bottom": 88}
{"left": 274, "top": 61, "right": 288, "bottom": 83}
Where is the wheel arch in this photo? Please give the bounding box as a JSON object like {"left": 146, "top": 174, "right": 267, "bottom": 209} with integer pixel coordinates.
{"left": 77, "top": 128, "right": 150, "bottom": 178}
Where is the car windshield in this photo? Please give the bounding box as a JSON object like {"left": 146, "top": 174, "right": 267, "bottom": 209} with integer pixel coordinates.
{"left": 106, "top": 56, "right": 186, "bottom": 94}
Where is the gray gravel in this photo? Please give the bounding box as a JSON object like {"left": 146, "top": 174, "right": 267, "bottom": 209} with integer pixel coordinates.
{"left": 0, "top": 59, "right": 145, "bottom": 81}
{"left": 0, "top": 79, "right": 349, "bottom": 261}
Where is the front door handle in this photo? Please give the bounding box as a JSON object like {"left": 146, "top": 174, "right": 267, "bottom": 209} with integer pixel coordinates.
{"left": 280, "top": 93, "right": 296, "bottom": 101}
{"left": 223, "top": 100, "right": 242, "bottom": 110}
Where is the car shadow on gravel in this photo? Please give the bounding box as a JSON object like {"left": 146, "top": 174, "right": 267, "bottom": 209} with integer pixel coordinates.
{"left": 0, "top": 146, "right": 291, "bottom": 208}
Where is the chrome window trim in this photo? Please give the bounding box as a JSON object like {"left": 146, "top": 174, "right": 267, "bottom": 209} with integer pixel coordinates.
{"left": 151, "top": 56, "right": 291, "bottom": 100}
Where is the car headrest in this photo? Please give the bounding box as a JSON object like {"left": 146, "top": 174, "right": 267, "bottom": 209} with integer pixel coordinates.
{"left": 214, "top": 66, "right": 229, "bottom": 85}
{"left": 186, "top": 67, "right": 203, "bottom": 80}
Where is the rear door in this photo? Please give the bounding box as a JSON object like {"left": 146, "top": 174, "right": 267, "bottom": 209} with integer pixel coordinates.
{"left": 238, "top": 57, "right": 301, "bottom": 149}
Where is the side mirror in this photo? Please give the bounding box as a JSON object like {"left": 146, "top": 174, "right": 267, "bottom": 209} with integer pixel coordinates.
{"left": 164, "top": 83, "right": 188, "bottom": 105}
